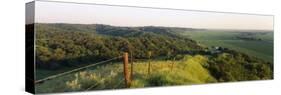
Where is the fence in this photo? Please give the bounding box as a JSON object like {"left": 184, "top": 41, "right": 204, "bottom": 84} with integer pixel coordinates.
{"left": 35, "top": 52, "right": 176, "bottom": 91}
{"left": 35, "top": 52, "right": 134, "bottom": 90}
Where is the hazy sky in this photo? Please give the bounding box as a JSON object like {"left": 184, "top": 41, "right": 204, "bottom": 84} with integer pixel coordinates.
{"left": 33, "top": 1, "right": 274, "bottom": 30}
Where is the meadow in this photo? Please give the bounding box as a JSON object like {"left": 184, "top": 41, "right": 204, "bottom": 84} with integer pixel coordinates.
{"left": 35, "top": 55, "right": 216, "bottom": 93}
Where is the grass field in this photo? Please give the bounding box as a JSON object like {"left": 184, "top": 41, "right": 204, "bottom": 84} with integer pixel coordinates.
{"left": 180, "top": 31, "right": 273, "bottom": 62}
{"left": 35, "top": 55, "right": 216, "bottom": 93}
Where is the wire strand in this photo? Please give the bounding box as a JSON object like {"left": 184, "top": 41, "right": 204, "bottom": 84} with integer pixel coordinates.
{"left": 35, "top": 56, "right": 122, "bottom": 84}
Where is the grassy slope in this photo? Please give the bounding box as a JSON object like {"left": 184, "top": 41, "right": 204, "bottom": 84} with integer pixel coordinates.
{"left": 35, "top": 55, "right": 215, "bottom": 93}
{"left": 181, "top": 31, "right": 273, "bottom": 62}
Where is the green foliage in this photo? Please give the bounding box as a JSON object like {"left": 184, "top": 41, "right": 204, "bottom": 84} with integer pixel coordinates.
{"left": 36, "top": 46, "right": 51, "bottom": 63}
{"left": 35, "top": 23, "right": 202, "bottom": 69}
{"left": 206, "top": 51, "right": 273, "bottom": 82}
{"left": 53, "top": 48, "right": 66, "bottom": 61}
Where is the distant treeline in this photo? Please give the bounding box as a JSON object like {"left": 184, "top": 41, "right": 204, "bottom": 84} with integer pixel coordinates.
{"left": 236, "top": 32, "right": 271, "bottom": 41}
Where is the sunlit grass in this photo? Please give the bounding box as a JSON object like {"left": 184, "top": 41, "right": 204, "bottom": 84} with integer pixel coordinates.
{"left": 35, "top": 55, "right": 216, "bottom": 93}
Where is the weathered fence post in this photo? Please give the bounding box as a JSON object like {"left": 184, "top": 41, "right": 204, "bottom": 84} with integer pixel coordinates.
{"left": 123, "top": 52, "right": 131, "bottom": 87}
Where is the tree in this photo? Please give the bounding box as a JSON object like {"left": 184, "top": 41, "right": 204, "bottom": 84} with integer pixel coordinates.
{"left": 53, "top": 48, "right": 66, "bottom": 61}
{"left": 37, "top": 46, "right": 52, "bottom": 64}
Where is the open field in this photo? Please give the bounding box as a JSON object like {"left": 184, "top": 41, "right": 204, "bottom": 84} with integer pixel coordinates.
{"left": 180, "top": 31, "right": 273, "bottom": 62}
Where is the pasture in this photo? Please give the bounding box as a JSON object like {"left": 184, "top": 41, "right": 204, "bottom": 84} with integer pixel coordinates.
{"left": 180, "top": 31, "right": 273, "bottom": 62}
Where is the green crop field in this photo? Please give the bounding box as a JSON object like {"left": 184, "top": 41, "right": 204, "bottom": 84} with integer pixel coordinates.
{"left": 180, "top": 31, "right": 273, "bottom": 62}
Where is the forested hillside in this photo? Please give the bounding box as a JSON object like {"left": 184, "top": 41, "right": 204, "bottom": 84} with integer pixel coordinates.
{"left": 35, "top": 23, "right": 202, "bottom": 69}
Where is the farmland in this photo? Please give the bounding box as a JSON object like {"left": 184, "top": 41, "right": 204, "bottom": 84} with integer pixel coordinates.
{"left": 180, "top": 30, "right": 273, "bottom": 62}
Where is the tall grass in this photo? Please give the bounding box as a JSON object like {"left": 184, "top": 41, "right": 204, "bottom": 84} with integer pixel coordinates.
{"left": 35, "top": 55, "right": 216, "bottom": 93}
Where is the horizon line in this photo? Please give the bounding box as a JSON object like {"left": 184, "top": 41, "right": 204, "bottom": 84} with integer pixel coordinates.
{"left": 30, "top": 22, "right": 274, "bottom": 31}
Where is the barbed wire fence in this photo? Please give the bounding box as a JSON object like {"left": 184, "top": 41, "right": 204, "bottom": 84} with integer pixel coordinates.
{"left": 35, "top": 52, "right": 134, "bottom": 91}
{"left": 35, "top": 51, "right": 178, "bottom": 91}
{"left": 35, "top": 56, "right": 122, "bottom": 83}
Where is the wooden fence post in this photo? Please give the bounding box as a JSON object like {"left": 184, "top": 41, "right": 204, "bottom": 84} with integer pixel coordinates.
{"left": 123, "top": 52, "right": 131, "bottom": 87}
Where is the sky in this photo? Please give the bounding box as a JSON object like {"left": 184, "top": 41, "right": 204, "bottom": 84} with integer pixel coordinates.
{"left": 31, "top": 1, "right": 274, "bottom": 30}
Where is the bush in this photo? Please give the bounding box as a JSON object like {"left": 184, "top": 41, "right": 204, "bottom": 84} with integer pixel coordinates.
{"left": 206, "top": 52, "right": 273, "bottom": 82}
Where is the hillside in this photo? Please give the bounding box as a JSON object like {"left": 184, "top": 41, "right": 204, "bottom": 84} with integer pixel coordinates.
{"left": 35, "top": 23, "right": 203, "bottom": 69}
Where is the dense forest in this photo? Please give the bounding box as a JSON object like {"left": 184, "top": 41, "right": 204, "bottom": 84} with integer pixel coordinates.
{"left": 34, "top": 23, "right": 273, "bottom": 89}
{"left": 35, "top": 23, "right": 203, "bottom": 69}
